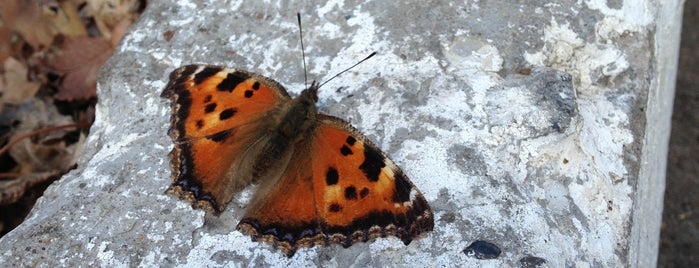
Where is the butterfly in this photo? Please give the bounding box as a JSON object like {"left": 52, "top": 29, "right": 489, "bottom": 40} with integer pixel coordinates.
{"left": 161, "top": 16, "right": 433, "bottom": 258}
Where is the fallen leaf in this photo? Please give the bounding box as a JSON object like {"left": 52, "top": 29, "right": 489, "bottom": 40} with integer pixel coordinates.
{"left": 46, "top": 35, "right": 112, "bottom": 101}
{"left": 46, "top": 17, "right": 131, "bottom": 101}
{"left": 86, "top": 0, "right": 144, "bottom": 40}
{"left": 5, "top": 0, "right": 86, "bottom": 50}
{"left": 51, "top": 1, "right": 90, "bottom": 37}
{"left": 2, "top": 0, "right": 52, "bottom": 50}
{"left": 0, "top": 57, "right": 41, "bottom": 105}
{"left": 0, "top": 0, "right": 145, "bottom": 239}
{"left": 6, "top": 98, "right": 77, "bottom": 171}
{"left": 0, "top": 170, "right": 62, "bottom": 206}
{"left": 0, "top": 0, "right": 18, "bottom": 63}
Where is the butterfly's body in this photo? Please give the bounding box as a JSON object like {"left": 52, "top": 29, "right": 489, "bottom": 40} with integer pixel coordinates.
{"left": 275, "top": 83, "right": 318, "bottom": 139}
{"left": 238, "top": 82, "right": 319, "bottom": 188}
{"left": 163, "top": 64, "right": 433, "bottom": 256}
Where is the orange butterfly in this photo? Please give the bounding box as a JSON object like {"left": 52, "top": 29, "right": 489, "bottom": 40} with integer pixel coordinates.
{"left": 162, "top": 17, "right": 433, "bottom": 258}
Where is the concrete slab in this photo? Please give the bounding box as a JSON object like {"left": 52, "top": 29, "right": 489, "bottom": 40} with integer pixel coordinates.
{"left": 0, "top": 0, "right": 680, "bottom": 266}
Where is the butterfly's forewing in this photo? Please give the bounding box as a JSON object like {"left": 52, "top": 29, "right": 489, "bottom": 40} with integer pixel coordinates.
{"left": 162, "top": 65, "right": 291, "bottom": 214}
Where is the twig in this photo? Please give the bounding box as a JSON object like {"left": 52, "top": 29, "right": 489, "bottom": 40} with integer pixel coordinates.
{"left": 0, "top": 121, "right": 90, "bottom": 157}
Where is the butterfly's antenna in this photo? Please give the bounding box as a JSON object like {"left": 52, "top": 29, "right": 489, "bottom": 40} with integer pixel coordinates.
{"left": 318, "top": 51, "right": 377, "bottom": 89}
{"left": 297, "top": 13, "right": 309, "bottom": 90}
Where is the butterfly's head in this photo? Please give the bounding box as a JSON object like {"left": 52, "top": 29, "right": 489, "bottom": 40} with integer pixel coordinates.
{"left": 299, "top": 80, "right": 320, "bottom": 104}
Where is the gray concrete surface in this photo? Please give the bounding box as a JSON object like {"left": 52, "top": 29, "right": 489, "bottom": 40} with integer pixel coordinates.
{"left": 0, "top": 0, "right": 680, "bottom": 267}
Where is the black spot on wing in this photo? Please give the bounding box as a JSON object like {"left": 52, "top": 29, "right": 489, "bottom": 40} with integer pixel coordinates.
{"left": 392, "top": 170, "right": 412, "bottom": 203}
{"left": 346, "top": 136, "right": 356, "bottom": 146}
{"left": 329, "top": 203, "right": 342, "bottom": 212}
{"left": 360, "top": 187, "right": 369, "bottom": 198}
{"left": 252, "top": 81, "right": 260, "bottom": 90}
{"left": 195, "top": 120, "right": 204, "bottom": 129}
{"left": 218, "top": 72, "right": 247, "bottom": 92}
{"left": 244, "top": 90, "right": 254, "bottom": 98}
{"left": 345, "top": 186, "right": 357, "bottom": 200}
{"left": 359, "top": 146, "right": 385, "bottom": 182}
{"left": 194, "top": 67, "right": 222, "bottom": 84}
{"left": 219, "top": 108, "right": 237, "bottom": 120}
{"left": 340, "top": 145, "right": 353, "bottom": 156}
{"left": 326, "top": 167, "right": 339, "bottom": 185}
{"left": 208, "top": 130, "right": 231, "bottom": 142}
{"left": 203, "top": 95, "right": 212, "bottom": 103}
{"left": 204, "top": 103, "right": 217, "bottom": 113}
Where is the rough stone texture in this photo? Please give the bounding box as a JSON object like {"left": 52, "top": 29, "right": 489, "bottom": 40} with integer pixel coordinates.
{"left": 0, "top": 0, "right": 679, "bottom": 267}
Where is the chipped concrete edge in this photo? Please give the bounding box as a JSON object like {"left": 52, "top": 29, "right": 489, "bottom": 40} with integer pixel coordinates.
{"left": 630, "top": 0, "right": 683, "bottom": 266}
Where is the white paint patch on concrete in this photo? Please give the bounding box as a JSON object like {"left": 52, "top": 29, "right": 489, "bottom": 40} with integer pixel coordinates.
{"left": 81, "top": 132, "right": 148, "bottom": 188}
{"left": 317, "top": 0, "right": 345, "bottom": 18}
{"left": 96, "top": 241, "right": 127, "bottom": 268}
{"left": 445, "top": 36, "right": 504, "bottom": 89}
{"left": 586, "top": 0, "right": 653, "bottom": 29}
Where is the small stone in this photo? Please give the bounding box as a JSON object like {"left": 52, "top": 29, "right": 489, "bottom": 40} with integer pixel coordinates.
{"left": 463, "top": 240, "right": 502, "bottom": 260}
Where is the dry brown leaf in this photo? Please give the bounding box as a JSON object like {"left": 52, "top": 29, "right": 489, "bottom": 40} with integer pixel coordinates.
{"left": 47, "top": 18, "right": 131, "bottom": 101}
{"left": 0, "top": 0, "right": 18, "bottom": 63}
{"left": 0, "top": 171, "right": 61, "bottom": 206}
{"left": 1, "top": 1, "right": 50, "bottom": 49}
{"left": 0, "top": 57, "right": 41, "bottom": 105}
{"left": 5, "top": 98, "right": 78, "bottom": 175}
{"left": 86, "top": 0, "right": 143, "bottom": 40}
{"left": 8, "top": 0, "right": 85, "bottom": 49}
{"left": 0, "top": 30, "right": 13, "bottom": 67}
{"left": 0, "top": 97, "right": 86, "bottom": 207}
{"left": 51, "top": 1, "right": 89, "bottom": 37}
{"left": 2, "top": 0, "right": 87, "bottom": 50}
{"left": 47, "top": 35, "right": 112, "bottom": 101}
{"left": 0, "top": 0, "right": 144, "bottom": 239}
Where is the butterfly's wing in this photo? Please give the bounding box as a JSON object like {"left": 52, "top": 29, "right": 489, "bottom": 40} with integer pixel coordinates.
{"left": 236, "top": 151, "right": 321, "bottom": 257}
{"left": 311, "top": 115, "right": 434, "bottom": 246}
{"left": 237, "top": 114, "right": 433, "bottom": 256}
{"left": 162, "top": 65, "right": 291, "bottom": 214}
